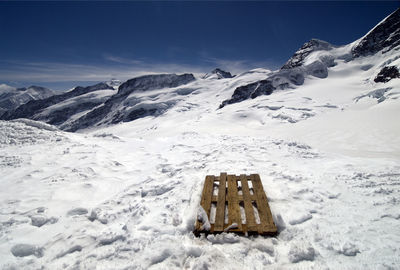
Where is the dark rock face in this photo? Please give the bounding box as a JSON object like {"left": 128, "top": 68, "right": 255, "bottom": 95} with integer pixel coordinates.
{"left": 220, "top": 67, "right": 308, "bottom": 108}
{"left": 220, "top": 80, "right": 275, "bottom": 108}
{"left": 118, "top": 73, "right": 195, "bottom": 96}
{"left": 0, "top": 82, "right": 111, "bottom": 120}
{"left": 212, "top": 68, "right": 233, "bottom": 79}
{"left": 374, "top": 66, "right": 400, "bottom": 83}
{"left": 352, "top": 8, "right": 400, "bottom": 57}
{"left": 282, "top": 39, "right": 334, "bottom": 69}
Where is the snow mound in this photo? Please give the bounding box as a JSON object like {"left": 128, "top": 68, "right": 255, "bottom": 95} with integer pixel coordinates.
{"left": 11, "top": 118, "right": 59, "bottom": 131}
{"left": 0, "top": 120, "right": 64, "bottom": 147}
{"left": 10, "top": 244, "right": 44, "bottom": 258}
{"left": 288, "top": 242, "right": 317, "bottom": 263}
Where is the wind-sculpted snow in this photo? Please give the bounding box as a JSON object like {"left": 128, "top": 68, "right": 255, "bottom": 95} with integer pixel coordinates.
{"left": 0, "top": 120, "right": 64, "bottom": 147}
{"left": 1, "top": 120, "right": 399, "bottom": 269}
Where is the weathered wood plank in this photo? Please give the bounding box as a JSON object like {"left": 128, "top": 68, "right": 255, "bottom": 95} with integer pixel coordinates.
{"left": 211, "top": 194, "right": 257, "bottom": 202}
{"left": 240, "top": 174, "right": 258, "bottom": 233}
{"left": 227, "top": 174, "right": 242, "bottom": 232}
{"left": 214, "top": 172, "right": 227, "bottom": 232}
{"left": 195, "top": 173, "right": 276, "bottom": 236}
{"left": 195, "top": 175, "right": 214, "bottom": 232}
{"left": 251, "top": 174, "right": 277, "bottom": 234}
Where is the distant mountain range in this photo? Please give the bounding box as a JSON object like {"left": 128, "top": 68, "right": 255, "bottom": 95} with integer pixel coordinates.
{"left": 1, "top": 8, "right": 399, "bottom": 132}
{"left": 0, "top": 85, "right": 55, "bottom": 115}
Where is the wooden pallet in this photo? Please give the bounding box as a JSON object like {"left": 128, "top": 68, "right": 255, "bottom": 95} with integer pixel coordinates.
{"left": 194, "top": 173, "right": 277, "bottom": 236}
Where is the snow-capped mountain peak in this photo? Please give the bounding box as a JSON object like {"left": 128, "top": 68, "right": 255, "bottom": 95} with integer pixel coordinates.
{"left": 203, "top": 68, "right": 234, "bottom": 79}
{"left": 282, "top": 38, "right": 335, "bottom": 70}
{"left": 106, "top": 78, "right": 122, "bottom": 89}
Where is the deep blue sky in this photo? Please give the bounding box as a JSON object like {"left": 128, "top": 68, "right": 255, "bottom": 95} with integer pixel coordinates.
{"left": 0, "top": 1, "right": 398, "bottom": 90}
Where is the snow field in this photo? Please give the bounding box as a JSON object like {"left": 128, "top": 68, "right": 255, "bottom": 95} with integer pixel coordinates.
{"left": 1, "top": 116, "right": 399, "bottom": 269}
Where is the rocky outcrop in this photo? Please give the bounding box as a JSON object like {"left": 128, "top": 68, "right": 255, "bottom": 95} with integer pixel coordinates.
{"left": 374, "top": 66, "right": 400, "bottom": 83}
{"left": 220, "top": 60, "right": 329, "bottom": 108}
{"left": 118, "top": 74, "right": 195, "bottom": 96}
{"left": 282, "top": 39, "right": 334, "bottom": 69}
{"left": 220, "top": 79, "right": 274, "bottom": 108}
{"left": 352, "top": 8, "right": 400, "bottom": 57}
{"left": 219, "top": 37, "right": 337, "bottom": 108}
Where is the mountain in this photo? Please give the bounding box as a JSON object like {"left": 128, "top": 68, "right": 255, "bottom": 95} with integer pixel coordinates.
{"left": 64, "top": 73, "right": 196, "bottom": 131}
{"left": 0, "top": 82, "right": 114, "bottom": 127}
{"left": 220, "top": 8, "right": 400, "bottom": 108}
{"left": 0, "top": 84, "right": 55, "bottom": 114}
{"left": 0, "top": 74, "right": 196, "bottom": 131}
{"left": 106, "top": 78, "right": 122, "bottom": 89}
{"left": 203, "top": 68, "right": 234, "bottom": 79}
{"left": 2, "top": 9, "right": 399, "bottom": 132}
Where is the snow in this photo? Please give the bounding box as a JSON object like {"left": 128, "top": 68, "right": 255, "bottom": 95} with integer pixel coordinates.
{"left": 1, "top": 27, "right": 400, "bottom": 269}
{"left": 288, "top": 242, "right": 317, "bottom": 263}
{"left": 10, "top": 244, "right": 43, "bottom": 258}
{"left": 197, "top": 206, "right": 211, "bottom": 231}
{"left": 223, "top": 223, "right": 238, "bottom": 232}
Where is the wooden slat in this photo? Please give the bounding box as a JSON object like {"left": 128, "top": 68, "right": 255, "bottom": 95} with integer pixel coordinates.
{"left": 240, "top": 174, "right": 258, "bottom": 232}
{"left": 195, "top": 175, "right": 214, "bottom": 231}
{"left": 211, "top": 194, "right": 257, "bottom": 202}
{"left": 227, "top": 174, "right": 242, "bottom": 232}
{"left": 251, "top": 174, "right": 277, "bottom": 234}
{"left": 214, "top": 172, "right": 227, "bottom": 232}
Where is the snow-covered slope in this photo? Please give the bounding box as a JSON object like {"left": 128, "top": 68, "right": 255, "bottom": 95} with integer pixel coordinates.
{"left": 0, "top": 84, "right": 55, "bottom": 115}
{"left": 0, "top": 83, "right": 116, "bottom": 128}
{"left": 0, "top": 8, "right": 400, "bottom": 270}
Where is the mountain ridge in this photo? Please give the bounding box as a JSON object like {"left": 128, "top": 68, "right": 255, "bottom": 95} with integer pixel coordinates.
{"left": 1, "top": 8, "right": 399, "bottom": 131}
